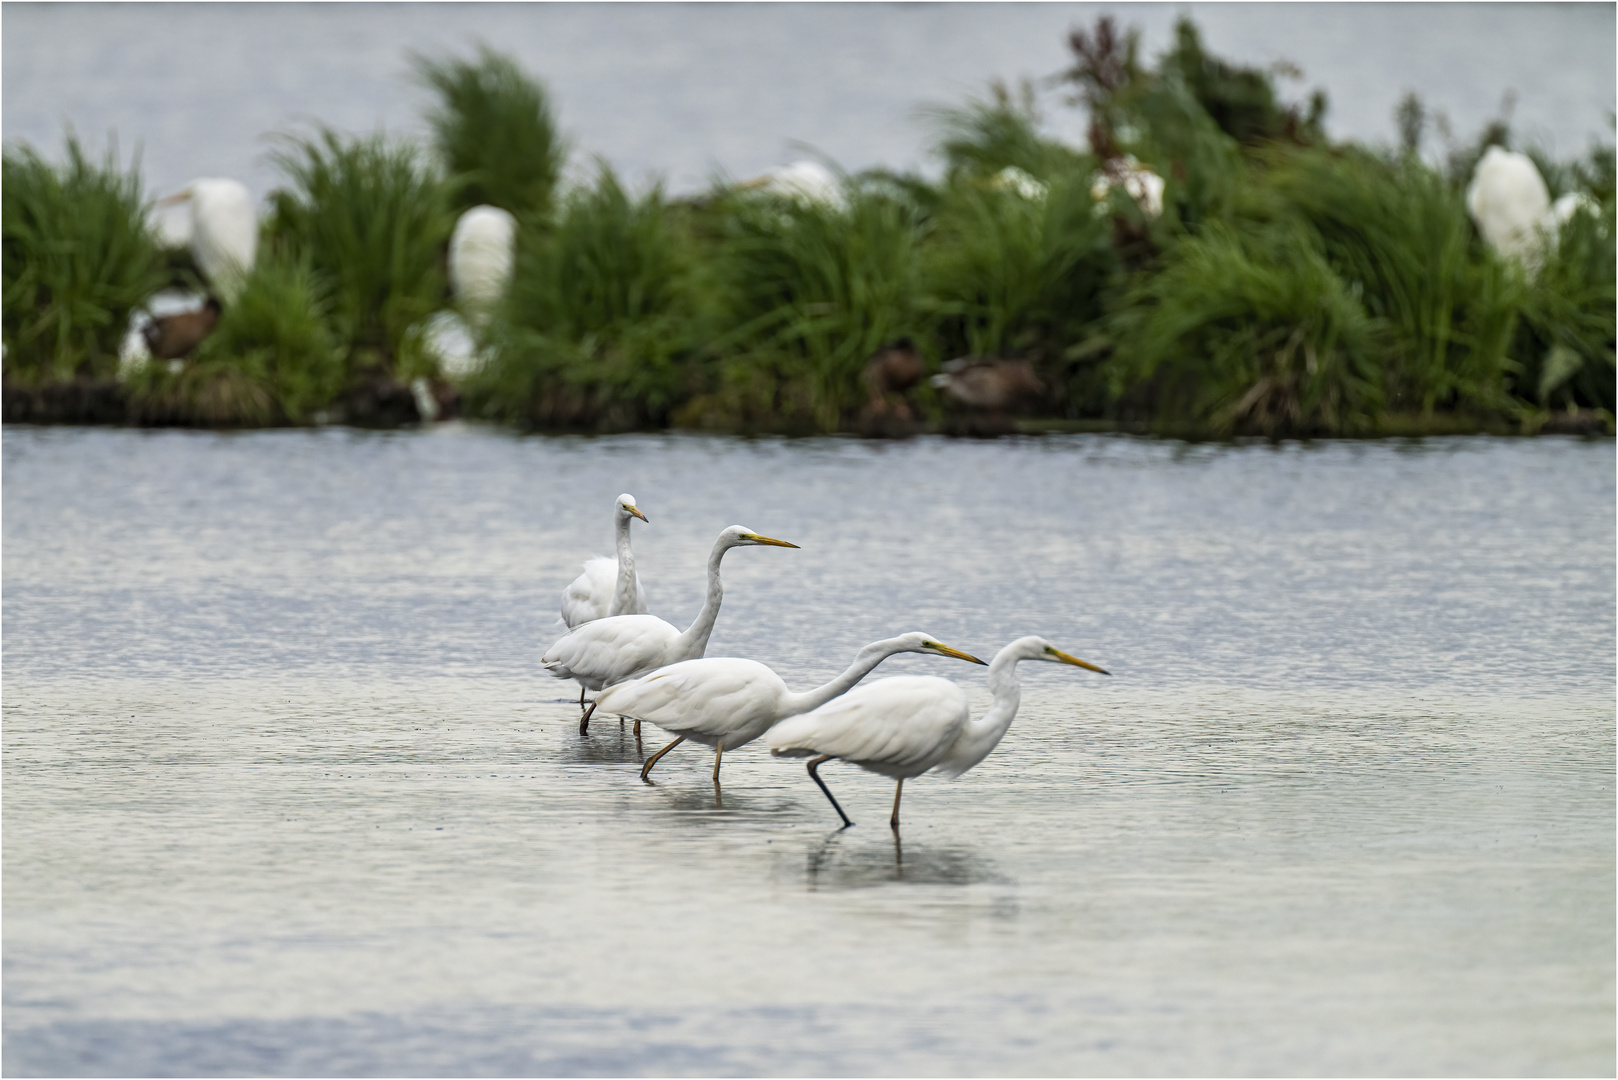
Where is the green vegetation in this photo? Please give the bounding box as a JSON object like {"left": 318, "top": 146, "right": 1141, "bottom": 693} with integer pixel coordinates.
{"left": 2, "top": 27, "right": 1612, "bottom": 436}
{"left": 2, "top": 135, "right": 165, "bottom": 387}
{"left": 414, "top": 46, "right": 568, "bottom": 219}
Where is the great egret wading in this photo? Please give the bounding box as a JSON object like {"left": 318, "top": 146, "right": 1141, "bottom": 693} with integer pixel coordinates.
{"left": 768, "top": 636, "right": 1108, "bottom": 829}
{"left": 591, "top": 632, "right": 985, "bottom": 782}
{"left": 559, "top": 494, "right": 650, "bottom": 630}
{"left": 542, "top": 525, "right": 798, "bottom": 733}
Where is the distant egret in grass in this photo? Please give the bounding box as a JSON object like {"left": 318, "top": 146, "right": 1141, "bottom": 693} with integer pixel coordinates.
{"left": 768, "top": 636, "right": 1109, "bottom": 829}
{"left": 741, "top": 161, "right": 844, "bottom": 208}
{"left": 155, "top": 178, "right": 257, "bottom": 302}
{"left": 560, "top": 493, "right": 651, "bottom": 632}
{"left": 448, "top": 205, "right": 516, "bottom": 321}
{"left": 1466, "top": 146, "right": 1551, "bottom": 266}
{"left": 590, "top": 633, "right": 984, "bottom": 783}
{"left": 542, "top": 525, "right": 798, "bottom": 732}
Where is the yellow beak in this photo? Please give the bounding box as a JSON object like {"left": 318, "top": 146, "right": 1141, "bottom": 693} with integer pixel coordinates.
{"left": 1052, "top": 649, "right": 1110, "bottom": 675}
{"left": 626, "top": 505, "right": 649, "bottom": 523}
{"left": 928, "top": 642, "right": 988, "bottom": 665}
{"left": 743, "top": 533, "right": 799, "bottom": 548}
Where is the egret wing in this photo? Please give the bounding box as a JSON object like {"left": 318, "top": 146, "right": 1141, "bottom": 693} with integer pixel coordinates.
{"left": 559, "top": 557, "right": 617, "bottom": 628}
{"left": 596, "top": 658, "right": 781, "bottom": 741}
{"left": 768, "top": 675, "right": 969, "bottom": 777}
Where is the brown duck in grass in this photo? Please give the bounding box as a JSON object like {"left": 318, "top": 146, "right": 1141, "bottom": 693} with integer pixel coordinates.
{"left": 862, "top": 338, "right": 926, "bottom": 421}
{"left": 142, "top": 297, "right": 222, "bottom": 360}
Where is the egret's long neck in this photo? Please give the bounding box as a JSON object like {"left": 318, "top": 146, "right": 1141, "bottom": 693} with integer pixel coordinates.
{"left": 673, "top": 538, "right": 732, "bottom": 660}
{"left": 780, "top": 641, "right": 903, "bottom": 717}
{"left": 946, "top": 648, "right": 1025, "bottom": 774}
{"left": 608, "top": 512, "right": 637, "bottom": 616}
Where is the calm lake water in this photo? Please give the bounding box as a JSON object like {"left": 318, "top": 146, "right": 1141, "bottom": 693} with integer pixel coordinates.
{"left": 3, "top": 426, "right": 1614, "bottom": 1076}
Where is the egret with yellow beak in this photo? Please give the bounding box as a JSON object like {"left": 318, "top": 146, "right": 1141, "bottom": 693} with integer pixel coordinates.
{"left": 559, "top": 494, "right": 651, "bottom": 631}
{"left": 592, "top": 633, "right": 985, "bottom": 783}
{"left": 769, "top": 636, "right": 1109, "bottom": 829}
{"left": 542, "top": 525, "right": 798, "bottom": 732}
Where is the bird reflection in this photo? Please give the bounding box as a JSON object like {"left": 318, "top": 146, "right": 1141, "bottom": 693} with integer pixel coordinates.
{"left": 803, "top": 831, "right": 1002, "bottom": 890}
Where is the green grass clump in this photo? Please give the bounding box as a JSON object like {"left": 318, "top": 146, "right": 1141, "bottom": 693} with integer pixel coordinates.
{"left": 265, "top": 128, "right": 455, "bottom": 380}
{"left": 923, "top": 174, "right": 1116, "bottom": 408}
{"left": 414, "top": 46, "right": 568, "bottom": 219}
{"left": 2, "top": 136, "right": 166, "bottom": 386}
{"left": 923, "top": 81, "right": 1090, "bottom": 184}
{"left": 466, "top": 166, "right": 709, "bottom": 430}
{"left": 1512, "top": 204, "right": 1616, "bottom": 414}
{"left": 709, "top": 182, "right": 924, "bottom": 430}
{"left": 123, "top": 351, "right": 277, "bottom": 427}
{"left": 1268, "top": 147, "right": 1520, "bottom": 416}
{"left": 196, "top": 255, "right": 346, "bottom": 422}
{"left": 1106, "top": 220, "right": 1382, "bottom": 436}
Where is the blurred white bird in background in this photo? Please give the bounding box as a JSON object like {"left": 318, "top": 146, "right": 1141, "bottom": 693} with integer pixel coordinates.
{"left": 591, "top": 632, "right": 984, "bottom": 782}
{"left": 448, "top": 204, "right": 517, "bottom": 319}
{"left": 560, "top": 493, "right": 650, "bottom": 631}
{"left": 769, "top": 635, "right": 1109, "bottom": 829}
{"left": 741, "top": 161, "right": 844, "bottom": 208}
{"left": 542, "top": 525, "right": 798, "bottom": 732}
{"left": 153, "top": 178, "right": 258, "bottom": 302}
{"left": 1090, "top": 155, "right": 1165, "bottom": 219}
{"left": 1465, "top": 146, "right": 1551, "bottom": 267}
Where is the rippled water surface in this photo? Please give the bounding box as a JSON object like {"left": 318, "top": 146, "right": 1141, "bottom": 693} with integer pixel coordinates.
{"left": 4, "top": 426, "right": 1613, "bottom": 1076}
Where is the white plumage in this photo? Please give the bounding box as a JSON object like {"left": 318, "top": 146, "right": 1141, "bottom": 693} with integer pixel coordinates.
{"left": 559, "top": 493, "right": 649, "bottom": 630}
{"left": 768, "top": 635, "right": 1109, "bottom": 828}
{"left": 448, "top": 205, "right": 517, "bottom": 319}
{"left": 592, "top": 632, "right": 985, "bottom": 781}
{"left": 744, "top": 161, "right": 844, "bottom": 208}
{"left": 155, "top": 179, "right": 258, "bottom": 302}
{"left": 541, "top": 525, "right": 798, "bottom": 732}
{"left": 1090, "top": 156, "right": 1165, "bottom": 220}
{"left": 1466, "top": 146, "right": 1551, "bottom": 266}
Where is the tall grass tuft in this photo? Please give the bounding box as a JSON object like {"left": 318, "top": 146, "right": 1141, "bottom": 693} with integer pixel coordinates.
{"left": 922, "top": 81, "right": 1089, "bottom": 183}
{"left": 265, "top": 128, "right": 455, "bottom": 379}
{"left": 414, "top": 46, "right": 568, "bottom": 219}
{"left": 196, "top": 254, "right": 346, "bottom": 422}
{"left": 1106, "top": 220, "right": 1382, "bottom": 436}
{"left": 1512, "top": 205, "right": 1616, "bottom": 414}
{"left": 465, "top": 166, "right": 709, "bottom": 430}
{"left": 923, "top": 174, "right": 1115, "bottom": 403}
{"left": 709, "top": 181, "right": 924, "bottom": 430}
{"left": 2, "top": 135, "right": 166, "bottom": 386}
{"left": 1268, "top": 146, "right": 1520, "bottom": 415}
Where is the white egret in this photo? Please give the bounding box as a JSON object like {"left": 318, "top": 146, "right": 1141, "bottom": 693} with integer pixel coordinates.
{"left": 448, "top": 205, "right": 516, "bottom": 321}
{"left": 560, "top": 494, "right": 651, "bottom": 630}
{"left": 1466, "top": 146, "right": 1551, "bottom": 266}
{"left": 155, "top": 179, "right": 258, "bottom": 302}
{"left": 741, "top": 161, "right": 844, "bottom": 208}
{"left": 590, "top": 633, "right": 985, "bottom": 782}
{"left": 541, "top": 525, "right": 798, "bottom": 732}
{"left": 768, "top": 636, "right": 1109, "bottom": 829}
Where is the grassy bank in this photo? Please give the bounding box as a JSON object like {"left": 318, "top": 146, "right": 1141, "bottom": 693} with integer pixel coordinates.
{"left": 3, "top": 17, "right": 1613, "bottom": 437}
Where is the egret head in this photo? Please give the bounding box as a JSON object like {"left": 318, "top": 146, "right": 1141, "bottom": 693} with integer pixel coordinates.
{"left": 900, "top": 632, "right": 987, "bottom": 664}
{"left": 616, "top": 493, "right": 648, "bottom": 523}
{"left": 1021, "top": 636, "right": 1109, "bottom": 674}
{"left": 721, "top": 525, "right": 799, "bottom": 549}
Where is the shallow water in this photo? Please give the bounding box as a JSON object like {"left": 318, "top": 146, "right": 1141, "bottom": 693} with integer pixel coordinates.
{"left": 3, "top": 426, "right": 1614, "bottom": 1076}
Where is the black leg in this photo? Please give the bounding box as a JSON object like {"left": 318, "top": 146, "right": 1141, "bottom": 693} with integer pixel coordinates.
{"left": 807, "top": 755, "right": 853, "bottom": 828}
{"left": 578, "top": 699, "right": 598, "bottom": 736}
{"left": 890, "top": 777, "right": 903, "bottom": 831}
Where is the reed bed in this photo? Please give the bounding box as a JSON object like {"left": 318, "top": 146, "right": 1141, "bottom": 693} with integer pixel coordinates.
{"left": 3, "top": 24, "right": 1612, "bottom": 436}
